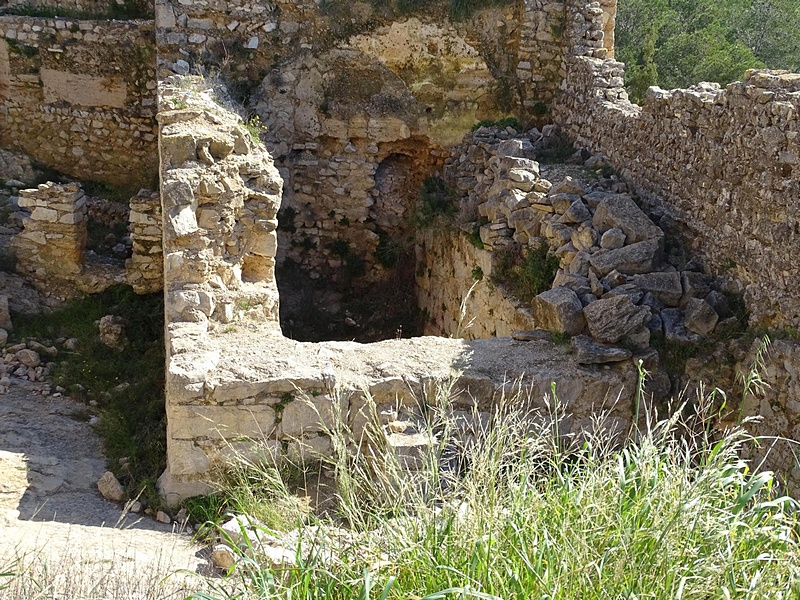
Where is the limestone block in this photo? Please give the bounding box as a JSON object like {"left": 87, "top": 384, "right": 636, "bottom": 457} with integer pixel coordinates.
{"left": 530, "top": 287, "right": 586, "bottom": 335}
{"left": 169, "top": 405, "right": 277, "bottom": 440}
{"left": 166, "top": 441, "right": 211, "bottom": 477}
{"left": 584, "top": 295, "right": 650, "bottom": 344}
{"left": 633, "top": 272, "right": 682, "bottom": 307}
{"left": 592, "top": 195, "right": 663, "bottom": 245}
{"left": 589, "top": 239, "right": 661, "bottom": 276}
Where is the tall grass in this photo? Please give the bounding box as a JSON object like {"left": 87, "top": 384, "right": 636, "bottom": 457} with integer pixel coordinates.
{"left": 186, "top": 376, "right": 800, "bottom": 600}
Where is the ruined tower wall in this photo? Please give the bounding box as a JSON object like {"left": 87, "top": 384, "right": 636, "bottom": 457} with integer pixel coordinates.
{"left": 553, "top": 0, "right": 800, "bottom": 329}
{"left": 0, "top": 15, "right": 158, "bottom": 187}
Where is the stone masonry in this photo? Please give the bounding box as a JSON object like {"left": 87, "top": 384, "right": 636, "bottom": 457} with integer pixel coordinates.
{"left": 126, "top": 189, "right": 163, "bottom": 294}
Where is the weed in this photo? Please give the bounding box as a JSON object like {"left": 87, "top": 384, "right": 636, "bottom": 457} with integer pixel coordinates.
{"left": 244, "top": 115, "right": 268, "bottom": 144}
{"left": 185, "top": 379, "right": 800, "bottom": 599}
{"left": 374, "top": 230, "right": 407, "bottom": 268}
{"left": 464, "top": 217, "right": 488, "bottom": 249}
{"left": 416, "top": 176, "right": 457, "bottom": 228}
{"left": 471, "top": 266, "right": 483, "bottom": 281}
{"left": 471, "top": 116, "right": 521, "bottom": 132}
{"left": 492, "top": 240, "right": 559, "bottom": 302}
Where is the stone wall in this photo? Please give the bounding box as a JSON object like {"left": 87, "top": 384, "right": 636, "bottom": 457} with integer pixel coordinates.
{"left": 416, "top": 228, "right": 538, "bottom": 338}
{"left": 157, "top": 81, "right": 642, "bottom": 505}
{"left": 154, "top": 0, "right": 593, "bottom": 285}
{"left": 2, "top": 0, "right": 153, "bottom": 19}
{"left": 0, "top": 15, "right": 157, "bottom": 187}
{"left": 553, "top": 1, "right": 800, "bottom": 329}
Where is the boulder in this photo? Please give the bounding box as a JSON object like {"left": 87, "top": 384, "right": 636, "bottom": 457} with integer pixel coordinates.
{"left": 583, "top": 295, "right": 650, "bottom": 344}
{"left": 705, "top": 290, "right": 731, "bottom": 318}
{"left": 97, "top": 471, "right": 126, "bottom": 502}
{"left": 559, "top": 200, "right": 591, "bottom": 224}
{"left": 633, "top": 271, "right": 683, "bottom": 307}
{"left": 589, "top": 239, "right": 661, "bottom": 276}
{"left": 684, "top": 298, "right": 719, "bottom": 336}
{"left": 602, "top": 283, "right": 643, "bottom": 304}
{"left": 552, "top": 273, "right": 592, "bottom": 296}
{"left": 548, "top": 176, "right": 585, "bottom": 196}
{"left": 14, "top": 349, "right": 40, "bottom": 368}
{"left": 661, "top": 308, "right": 700, "bottom": 343}
{"left": 680, "top": 271, "right": 711, "bottom": 305}
{"left": 571, "top": 335, "right": 632, "bottom": 364}
{"left": 600, "top": 227, "right": 626, "bottom": 250}
{"left": 592, "top": 195, "right": 664, "bottom": 245}
{"left": 530, "top": 287, "right": 586, "bottom": 335}
{"left": 99, "top": 315, "right": 129, "bottom": 350}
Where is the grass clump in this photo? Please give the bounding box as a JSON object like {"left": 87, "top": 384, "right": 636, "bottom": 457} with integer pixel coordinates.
{"left": 471, "top": 116, "right": 521, "bottom": 131}
{"left": 10, "top": 285, "right": 165, "bottom": 508}
{"left": 492, "top": 240, "right": 559, "bottom": 302}
{"left": 416, "top": 176, "right": 457, "bottom": 228}
{"left": 185, "top": 380, "right": 800, "bottom": 599}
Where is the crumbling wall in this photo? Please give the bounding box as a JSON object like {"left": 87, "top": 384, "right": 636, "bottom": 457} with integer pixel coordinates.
{"left": 553, "top": 1, "right": 800, "bottom": 329}
{"left": 11, "top": 182, "right": 163, "bottom": 302}
{"left": 156, "top": 78, "right": 641, "bottom": 505}
{"left": 154, "top": 0, "right": 587, "bottom": 284}
{"left": 0, "top": 15, "right": 157, "bottom": 187}
{"left": 2, "top": 0, "right": 153, "bottom": 18}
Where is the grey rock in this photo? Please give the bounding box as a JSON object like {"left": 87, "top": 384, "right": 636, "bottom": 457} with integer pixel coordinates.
{"left": 531, "top": 287, "right": 586, "bottom": 335}
{"left": 640, "top": 292, "right": 665, "bottom": 313}
{"left": 0, "top": 329, "right": 7, "bottom": 347}
{"left": 592, "top": 195, "right": 664, "bottom": 245}
{"left": 583, "top": 295, "right": 650, "bottom": 344}
{"left": 97, "top": 471, "right": 126, "bottom": 502}
{"left": 99, "top": 315, "right": 128, "bottom": 351}
{"left": 571, "top": 335, "right": 632, "bottom": 364}
{"left": 15, "top": 349, "right": 40, "bottom": 368}
{"left": 552, "top": 273, "right": 592, "bottom": 296}
{"left": 156, "top": 510, "right": 172, "bottom": 524}
{"left": 600, "top": 227, "right": 626, "bottom": 250}
{"left": 645, "top": 311, "right": 663, "bottom": 334}
{"left": 549, "top": 176, "right": 585, "bottom": 196}
{"left": 633, "top": 271, "right": 683, "bottom": 307}
{"left": 661, "top": 308, "right": 701, "bottom": 343}
{"left": 589, "top": 239, "right": 661, "bottom": 276}
{"left": 684, "top": 298, "right": 718, "bottom": 336}
{"left": 680, "top": 271, "right": 711, "bottom": 305}
{"left": 560, "top": 200, "right": 591, "bottom": 224}
{"left": 602, "top": 283, "right": 643, "bottom": 304}
{"left": 601, "top": 270, "right": 627, "bottom": 289}
{"left": 622, "top": 326, "right": 651, "bottom": 350}
{"left": 569, "top": 251, "right": 591, "bottom": 276}
{"left": 705, "top": 290, "right": 731, "bottom": 318}
{"left": 549, "top": 193, "right": 581, "bottom": 214}
{"left": 589, "top": 271, "right": 605, "bottom": 297}
{"left": 511, "top": 329, "right": 552, "bottom": 342}
{"left": 497, "top": 138, "right": 534, "bottom": 158}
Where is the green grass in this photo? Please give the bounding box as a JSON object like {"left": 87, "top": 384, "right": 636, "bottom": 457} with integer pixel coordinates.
{"left": 492, "top": 240, "right": 559, "bottom": 303}
{"left": 416, "top": 177, "right": 458, "bottom": 228}
{"left": 185, "top": 378, "right": 800, "bottom": 600}
{"left": 471, "top": 116, "right": 521, "bottom": 132}
{"left": 10, "top": 285, "right": 165, "bottom": 508}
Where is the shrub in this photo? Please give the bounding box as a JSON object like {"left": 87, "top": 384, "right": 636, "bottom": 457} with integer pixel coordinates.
{"left": 492, "top": 240, "right": 559, "bottom": 302}
{"left": 416, "top": 176, "right": 457, "bottom": 228}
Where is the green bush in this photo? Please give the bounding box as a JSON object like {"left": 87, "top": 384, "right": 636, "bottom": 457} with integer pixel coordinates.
{"left": 492, "top": 240, "right": 559, "bottom": 302}
{"left": 416, "top": 177, "right": 457, "bottom": 228}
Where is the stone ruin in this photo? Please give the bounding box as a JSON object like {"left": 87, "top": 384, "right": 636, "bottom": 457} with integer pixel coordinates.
{"left": 0, "top": 0, "right": 798, "bottom": 504}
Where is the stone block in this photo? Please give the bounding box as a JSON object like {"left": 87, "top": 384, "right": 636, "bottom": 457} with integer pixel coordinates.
{"left": 530, "top": 287, "right": 586, "bottom": 335}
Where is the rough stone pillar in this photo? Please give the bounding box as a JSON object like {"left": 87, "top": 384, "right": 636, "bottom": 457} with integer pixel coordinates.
{"left": 126, "top": 189, "right": 163, "bottom": 294}
{"left": 599, "top": 0, "right": 617, "bottom": 58}
{"left": 13, "top": 182, "right": 87, "bottom": 283}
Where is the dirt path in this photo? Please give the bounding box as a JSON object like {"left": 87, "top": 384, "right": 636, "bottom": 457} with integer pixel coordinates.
{"left": 0, "top": 379, "right": 210, "bottom": 599}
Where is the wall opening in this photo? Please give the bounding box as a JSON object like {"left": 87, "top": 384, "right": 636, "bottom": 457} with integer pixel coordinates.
{"left": 277, "top": 148, "right": 437, "bottom": 343}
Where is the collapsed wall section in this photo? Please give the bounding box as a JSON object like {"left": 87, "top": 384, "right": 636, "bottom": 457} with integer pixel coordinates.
{"left": 0, "top": 15, "right": 157, "bottom": 186}
{"left": 553, "top": 0, "right": 800, "bottom": 329}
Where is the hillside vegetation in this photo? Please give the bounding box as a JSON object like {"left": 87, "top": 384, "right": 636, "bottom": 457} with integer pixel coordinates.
{"left": 617, "top": 0, "right": 800, "bottom": 102}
